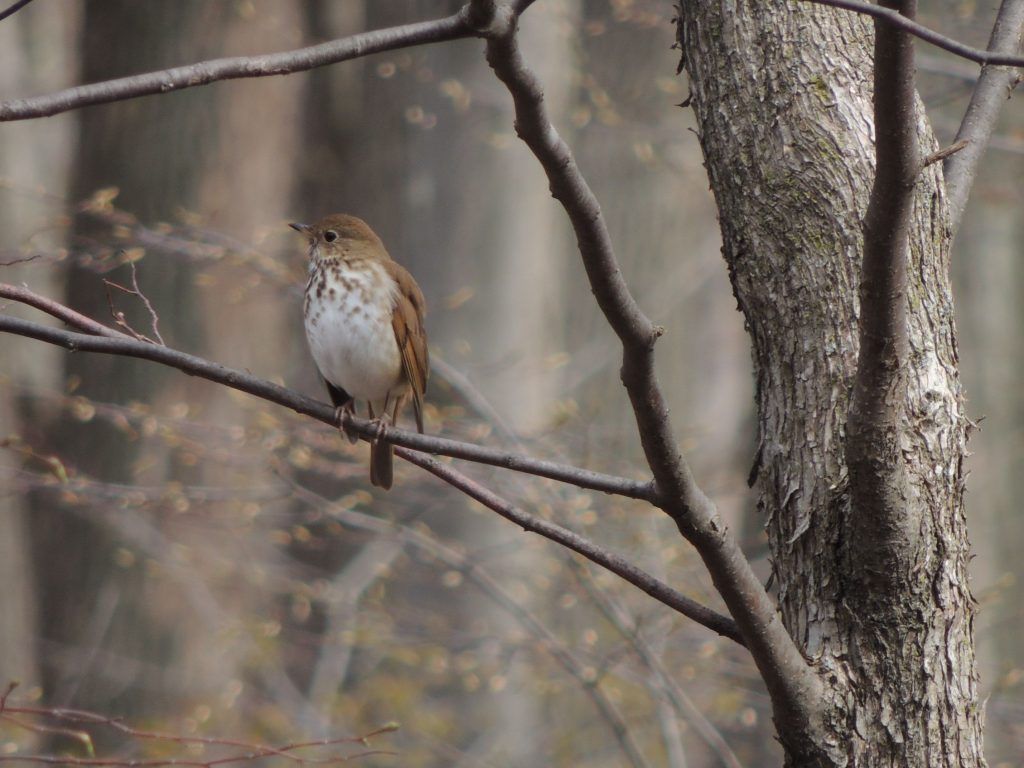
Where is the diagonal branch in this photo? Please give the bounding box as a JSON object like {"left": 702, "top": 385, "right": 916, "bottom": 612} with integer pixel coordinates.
{"left": 0, "top": 8, "right": 476, "bottom": 122}
{"left": 0, "top": 282, "right": 125, "bottom": 338}
{"left": 944, "top": 0, "right": 1024, "bottom": 234}
{"left": 480, "top": 4, "right": 825, "bottom": 751}
{"left": 397, "top": 447, "right": 742, "bottom": 644}
{"left": 349, "top": 464, "right": 657, "bottom": 768}
{"left": 288, "top": 480, "right": 656, "bottom": 768}
{"left": 845, "top": 0, "right": 917, "bottom": 592}
{"left": 0, "top": 0, "right": 35, "bottom": 23}
{"left": 805, "top": 0, "right": 1024, "bottom": 67}
{"left": 0, "top": 313, "right": 741, "bottom": 643}
{"left": 572, "top": 563, "right": 746, "bottom": 768}
{"left": 0, "top": 309, "right": 651, "bottom": 501}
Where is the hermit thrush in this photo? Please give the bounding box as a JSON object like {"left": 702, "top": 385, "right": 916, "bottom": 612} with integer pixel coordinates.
{"left": 292, "top": 214, "right": 429, "bottom": 490}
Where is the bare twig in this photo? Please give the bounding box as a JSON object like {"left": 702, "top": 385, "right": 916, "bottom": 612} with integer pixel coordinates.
{"left": 481, "top": 4, "right": 823, "bottom": 747}
{"left": 804, "top": 0, "right": 1024, "bottom": 67}
{"left": 845, "top": 0, "right": 916, "bottom": 591}
{"left": 0, "top": 253, "right": 42, "bottom": 267}
{"left": 0, "top": 9, "right": 477, "bottom": 122}
{"left": 944, "top": 0, "right": 1024, "bottom": 234}
{"left": 923, "top": 139, "right": 969, "bottom": 168}
{"left": 467, "top": 0, "right": 498, "bottom": 28}
{"left": 0, "top": 694, "right": 396, "bottom": 766}
{"left": 101, "top": 262, "right": 165, "bottom": 345}
{"left": 572, "top": 564, "right": 746, "bottom": 768}
{"left": 286, "top": 481, "right": 654, "bottom": 768}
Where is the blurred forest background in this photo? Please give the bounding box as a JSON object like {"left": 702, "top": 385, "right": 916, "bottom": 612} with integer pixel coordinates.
{"left": 0, "top": 1, "right": 1021, "bottom": 766}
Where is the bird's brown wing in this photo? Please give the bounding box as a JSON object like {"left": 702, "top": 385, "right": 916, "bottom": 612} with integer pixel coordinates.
{"left": 386, "top": 261, "right": 429, "bottom": 433}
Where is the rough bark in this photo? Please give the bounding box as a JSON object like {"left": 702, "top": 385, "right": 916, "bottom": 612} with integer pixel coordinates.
{"left": 677, "top": 2, "right": 982, "bottom": 765}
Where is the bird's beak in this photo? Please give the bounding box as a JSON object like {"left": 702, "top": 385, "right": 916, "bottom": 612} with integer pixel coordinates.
{"left": 289, "top": 222, "right": 312, "bottom": 235}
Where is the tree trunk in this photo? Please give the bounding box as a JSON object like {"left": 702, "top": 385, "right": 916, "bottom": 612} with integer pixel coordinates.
{"left": 30, "top": 0, "right": 231, "bottom": 718}
{"left": 0, "top": 0, "right": 78, "bottom": 702}
{"left": 677, "top": 3, "right": 983, "bottom": 765}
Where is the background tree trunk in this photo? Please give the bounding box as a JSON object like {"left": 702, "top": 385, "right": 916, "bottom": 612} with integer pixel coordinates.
{"left": 29, "top": 0, "right": 244, "bottom": 719}
{"left": 0, "top": 0, "right": 78, "bottom": 700}
{"left": 678, "top": 3, "right": 983, "bottom": 764}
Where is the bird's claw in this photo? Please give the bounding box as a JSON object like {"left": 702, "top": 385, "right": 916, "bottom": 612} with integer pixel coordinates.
{"left": 373, "top": 416, "right": 389, "bottom": 442}
{"left": 335, "top": 402, "right": 359, "bottom": 445}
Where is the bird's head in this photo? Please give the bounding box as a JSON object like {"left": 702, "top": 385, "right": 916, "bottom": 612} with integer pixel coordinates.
{"left": 290, "top": 214, "right": 387, "bottom": 263}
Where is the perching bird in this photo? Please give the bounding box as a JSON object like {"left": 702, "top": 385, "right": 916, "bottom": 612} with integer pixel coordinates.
{"left": 292, "top": 214, "right": 428, "bottom": 489}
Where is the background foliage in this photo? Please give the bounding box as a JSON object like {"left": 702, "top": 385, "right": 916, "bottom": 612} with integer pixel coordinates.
{"left": 0, "top": 1, "right": 1021, "bottom": 765}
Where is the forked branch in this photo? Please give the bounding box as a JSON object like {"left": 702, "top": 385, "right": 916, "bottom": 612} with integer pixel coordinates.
{"left": 0, "top": 303, "right": 739, "bottom": 643}
{"left": 805, "top": 0, "right": 1024, "bottom": 67}
{"left": 480, "top": 4, "right": 826, "bottom": 755}
{"left": 944, "top": 0, "right": 1024, "bottom": 233}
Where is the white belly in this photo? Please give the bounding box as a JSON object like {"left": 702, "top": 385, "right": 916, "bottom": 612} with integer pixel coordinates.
{"left": 304, "top": 262, "right": 404, "bottom": 404}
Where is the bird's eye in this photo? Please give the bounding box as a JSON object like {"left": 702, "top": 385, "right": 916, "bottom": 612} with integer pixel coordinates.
{"left": 323, "top": 230, "right": 338, "bottom": 243}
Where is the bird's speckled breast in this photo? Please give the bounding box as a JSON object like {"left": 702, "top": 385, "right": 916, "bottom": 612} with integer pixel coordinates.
{"left": 304, "top": 258, "right": 404, "bottom": 404}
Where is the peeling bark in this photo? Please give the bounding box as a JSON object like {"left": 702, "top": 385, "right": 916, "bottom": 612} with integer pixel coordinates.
{"left": 677, "top": 2, "right": 982, "bottom": 765}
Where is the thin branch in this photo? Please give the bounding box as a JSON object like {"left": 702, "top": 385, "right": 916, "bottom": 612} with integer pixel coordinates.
{"left": 481, "top": 4, "right": 824, "bottom": 745}
{"left": 0, "top": 309, "right": 652, "bottom": 501}
{"left": 0, "top": 8, "right": 477, "bottom": 122}
{"left": 0, "top": 697, "right": 395, "bottom": 767}
{"left": 395, "top": 446, "right": 743, "bottom": 644}
{"left": 805, "top": 0, "right": 1024, "bottom": 66}
{"left": 101, "top": 262, "right": 165, "bottom": 345}
{"left": 0, "top": 282, "right": 126, "bottom": 339}
{"left": 0, "top": 253, "right": 43, "bottom": 267}
{"left": 0, "top": 305, "right": 742, "bottom": 640}
{"left": 304, "top": 536, "right": 406, "bottom": 730}
{"left": 845, "top": 0, "right": 916, "bottom": 591}
{"left": 0, "top": 0, "right": 34, "bottom": 23}
{"left": 287, "top": 481, "right": 655, "bottom": 768}
{"left": 572, "top": 564, "right": 746, "bottom": 768}
{"left": 923, "top": 139, "right": 969, "bottom": 168}
{"left": 944, "top": 0, "right": 1024, "bottom": 235}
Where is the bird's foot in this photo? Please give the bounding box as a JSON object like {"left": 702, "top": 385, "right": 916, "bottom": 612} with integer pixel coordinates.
{"left": 335, "top": 401, "right": 359, "bottom": 445}
{"left": 372, "top": 413, "right": 391, "bottom": 443}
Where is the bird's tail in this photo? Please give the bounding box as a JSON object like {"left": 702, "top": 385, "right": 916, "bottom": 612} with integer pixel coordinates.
{"left": 370, "top": 439, "right": 394, "bottom": 490}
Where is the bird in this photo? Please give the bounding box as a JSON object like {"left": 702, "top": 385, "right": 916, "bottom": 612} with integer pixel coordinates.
{"left": 291, "top": 214, "right": 428, "bottom": 490}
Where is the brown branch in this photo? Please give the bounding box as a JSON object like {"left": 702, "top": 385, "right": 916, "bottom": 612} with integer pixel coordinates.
{"left": 480, "top": 5, "right": 825, "bottom": 748}
{"left": 0, "top": 253, "right": 42, "bottom": 267}
{"left": 0, "top": 0, "right": 34, "bottom": 23}
{"left": 571, "top": 564, "right": 746, "bottom": 768}
{"left": 0, "top": 313, "right": 741, "bottom": 643}
{"left": 0, "top": 309, "right": 653, "bottom": 502}
{"left": 0, "top": 696, "right": 395, "bottom": 766}
{"left": 804, "top": 0, "right": 1024, "bottom": 67}
{"left": 845, "top": 0, "right": 917, "bottom": 593}
{"left": 286, "top": 479, "right": 656, "bottom": 768}
{"left": 944, "top": 0, "right": 1024, "bottom": 234}
{"left": 395, "top": 447, "right": 743, "bottom": 644}
{"left": 923, "top": 139, "right": 969, "bottom": 168}
{"left": 0, "top": 282, "right": 126, "bottom": 338}
{"left": 101, "top": 262, "right": 165, "bottom": 345}
{"left": 0, "top": 8, "right": 477, "bottom": 122}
